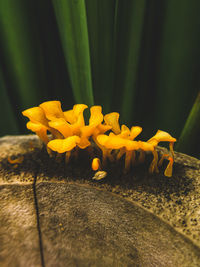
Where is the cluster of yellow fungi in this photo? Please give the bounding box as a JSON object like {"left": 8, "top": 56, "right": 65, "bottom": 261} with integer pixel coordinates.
{"left": 22, "top": 101, "right": 176, "bottom": 177}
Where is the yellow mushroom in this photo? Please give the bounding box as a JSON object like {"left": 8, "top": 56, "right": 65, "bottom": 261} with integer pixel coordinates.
{"left": 22, "top": 101, "right": 177, "bottom": 178}
{"left": 130, "top": 126, "right": 142, "bottom": 140}
{"left": 26, "top": 121, "right": 49, "bottom": 144}
{"left": 22, "top": 106, "right": 48, "bottom": 126}
{"left": 64, "top": 104, "right": 88, "bottom": 124}
{"left": 48, "top": 118, "right": 72, "bottom": 138}
{"left": 149, "top": 150, "right": 159, "bottom": 174}
{"left": 119, "top": 125, "right": 130, "bottom": 138}
{"left": 138, "top": 141, "right": 154, "bottom": 152}
{"left": 119, "top": 125, "right": 142, "bottom": 140}
{"left": 72, "top": 104, "right": 88, "bottom": 126}
{"left": 22, "top": 107, "right": 50, "bottom": 144}
{"left": 158, "top": 154, "right": 175, "bottom": 177}
{"left": 147, "top": 130, "right": 176, "bottom": 176}
{"left": 106, "top": 125, "right": 142, "bottom": 164}
{"left": 104, "top": 112, "right": 121, "bottom": 134}
{"left": 64, "top": 109, "right": 76, "bottom": 124}
{"left": 89, "top": 106, "right": 103, "bottom": 126}
{"left": 164, "top": 156, "right": 174, "bottom": 177}
{"left": 97, "top": 133, "right": 139, "bottom": 172}
{"left": 147, "top": 130, "right": 176, "bottom": 147}
{"left": 67, "top": 104, "right": 88, "bottom": 135}
{"left": 80, "top": 106, "right": 104, "bottom": 138}
{"left": 47, "top": 135, "right": 80, "bottom": 153}
{"left": 93, "top": 135, "right": 113, "bottom": 165}
{"left": 92, "top": 157, "right": 101, "bottom": 171}
{"left": 79, "top": 106, "right": 111, "bottom": 150}
{"left": 122, "top": 138, "right": 140, "bottom": 172}
{"left": 47, "top": 135, "right": 81, "bottom": 163}
{"left": 39, "top": 100, "right": 65, "bottom": 120}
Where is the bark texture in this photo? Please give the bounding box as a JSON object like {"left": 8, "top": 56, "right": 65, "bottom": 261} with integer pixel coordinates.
{"left": 0, "top": 135, "right": 200, "bottom": 266}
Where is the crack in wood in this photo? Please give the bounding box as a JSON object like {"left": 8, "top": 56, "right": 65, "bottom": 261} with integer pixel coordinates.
{"left": 33, "top": 169, "right": 45, "bottom": 267}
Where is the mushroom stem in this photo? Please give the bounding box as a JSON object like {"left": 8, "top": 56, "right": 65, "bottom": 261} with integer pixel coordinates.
{"left": 73, "top": 147, "right": 79, "bottom": 160}
{"left": 138, "top": 150, "right": 145, "bottom": 163}
{"left": 93, "top": 137, "right": 108, "bottom": 167}
{"left": 164, "top": 156, "right": 174, "bottom": 177}
{"left": 158, "top": 153, "right": 169, "bottom": 167}
{"left": 149, "top": 150, "right": 159, "bottom": 174}
{"left": 124, "top": 151, "right": 132, "bottom": 172}
{"left": 116, "top": 148, "right": 126, "bottom": 160}
{"left": 46, "top": 146, "right": 53, "bottom": 157}
{"left": 131, "top": 151, "right": 136, "bottom": 166}
{"left": 102, "top": 148, "right": 108, "bottom": 166}
{"left": 36, "top": 129, "right": 49, "bottom": 144}
{"left": 169, "top": 142, "right": 175, "bottom": 158}
{"left": 65, "top": 151, "right": 71, "bottom": 163}
{"left": 107, "top": 149, "right": 114, "bottom": 162}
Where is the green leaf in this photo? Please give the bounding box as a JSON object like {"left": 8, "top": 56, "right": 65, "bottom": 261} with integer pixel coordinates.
{"left": 155, "top": 0, "right": 200, "bottom": 136}
{"left": 113, "top": 0, "right": 146, "bottom": 124}
{"left": 0, "top": 0, "right": 47, "bottom": 109}
{"left": 135, "top": 1, "right": 166, "bottom": 139}
{"left": 34, "top": 0, "right": 74, "bottom": 108}
{"left": 176, "top": 92, "right": 200, "bottom": 157}
{"left": 0, "top": 69, "right": 19, "bottom": 136}
{"left": 52, "top": 0, "right": 94, "bottom": 106}
{"left": 85, "top": 0, "right": 116, "bottom": 112}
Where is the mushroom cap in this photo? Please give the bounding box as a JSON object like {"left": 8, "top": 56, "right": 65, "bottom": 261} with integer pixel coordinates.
{"left": 92, "top": 158, "right": 101, "bottom": 171}
{"left": 80, "top": 106, "right": 110, "bottom": 138}
{"left": 64, "top": 109, "right": 75, "bottom": 124}
{"left": 80, "top": 125, "right": 95, "bottom": 138}
{"left": 48, "top": 118, "right": 73, "bottom": 138}
{"left": 119, "top": 125, "right": 142, "bottom": 140}
{"left": 104, "top": 112, "right": 121, "bottom": 134}
{"left": 92, "top": 124, "right": 112, "bottom": 138}
{"left": 73, "top": 104, "right": 88, "bottom": 117}
{"left": 89, "top": 106, "right": 103, "bottom": 126}
{"left": 77, "top": 136, "right": 91, "bottom": 149}
{"left": 73, "top": 104, "right": 88, "bottom": 126}
{"left": 148, "top": 130, "right": 177, "bottom": 146}
{"left": 137, "top": 141, "right": 154, "bottom": 151}
{"left": 120, "top": 125, "right": 130, "bottom": 138}
{"left": 39, "top": 101, "right": 65, "bottom": 120}
{"left": 22, "top": 106, "right": 49, "bottom": 127}
{"left": 97, "top": 134, "right": 123, "bottom": 149}
{"left": 26, "top": 121, "right": 49, "bottom": 144}
{"left": 47, "top": 136, "right": 80, "bottom": 153}
{"left": 26, "top": 121, "right": 47, "bottom": 132}
{"left": 64, "top": 104, "right": 88, "bottom": 125}
{"left": 97, "top": 133, "right": 139, "bottom": 151}
{"left": 130, "top": 126, "right": 142, "bottom": 140}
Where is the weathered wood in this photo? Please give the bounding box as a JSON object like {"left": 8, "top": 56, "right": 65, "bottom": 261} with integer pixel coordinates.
{"left": 36, "top": 182, "right": 200, "bottom": 267}
{"left": 0, "top": 135, "right": 41, "bottom": 267}
{"left": 0, "top": 185, "right": 41, "bottom": 267}
{"left": 0, "top": 135, "right": 200, "bottom": 266}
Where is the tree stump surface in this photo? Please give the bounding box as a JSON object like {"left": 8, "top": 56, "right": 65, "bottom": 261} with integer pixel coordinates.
{"left": 0, "top": 135, "right": 200, "bottom": 267}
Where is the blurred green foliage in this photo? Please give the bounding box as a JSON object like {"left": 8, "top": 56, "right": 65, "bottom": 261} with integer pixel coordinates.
{"left": 0, "top": 0, "right": 199, "bottom": 158}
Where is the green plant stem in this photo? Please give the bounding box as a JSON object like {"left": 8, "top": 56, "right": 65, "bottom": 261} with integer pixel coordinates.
{"left": 52, "top": 0, "right": 94, "bottom": 106}
{"left": 0, "top": 69, "right": 19, "bottom": 136}
{"left": 113, "top": 0, "right": 146, "bottom": 124}
{"left": 85, "top": 0, "right": 116, "bottom": 113}
{"left": 155, "top": 0, "right": 200, "bottom": 136}
{"left": 0, "top": 0, "right": 46, "bottom": 109}
{"left": 176, "top": 92, "right": 200, "bottom": 157}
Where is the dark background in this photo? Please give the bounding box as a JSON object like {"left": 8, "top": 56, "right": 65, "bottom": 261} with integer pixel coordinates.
{"left": 0, "top": 0, "right": 199, "bottom": 158}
